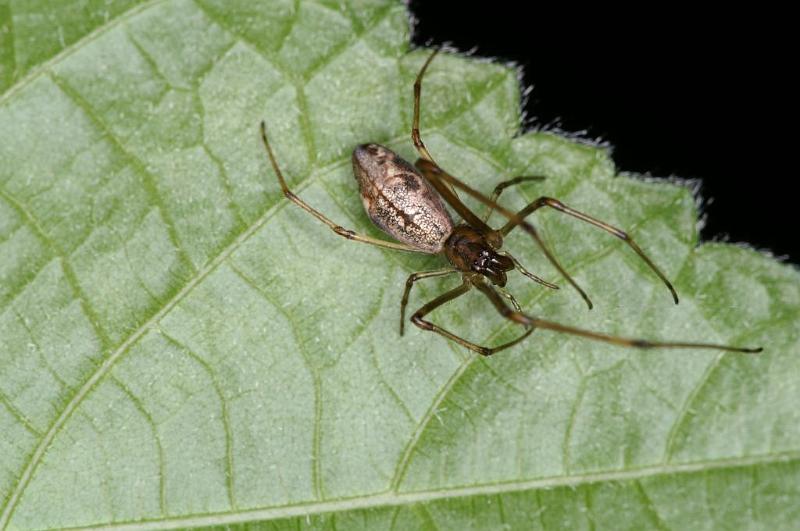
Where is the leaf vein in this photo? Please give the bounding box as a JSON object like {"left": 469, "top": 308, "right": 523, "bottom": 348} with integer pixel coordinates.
{"left": 110, "top": 375, "right": 167, "bottom": 515}
{"left": 274, "top": 0, "right": 299, "bottom": 54}
{"left": 300, "top": 3, "right": 395, "bottom": 83}
{"left": 634, "top": 480, "right": 669, "bottom": 531}
{"left": 562, "top": 373, "right": 588, "bottom": 474}
{"left": 0, "top": 0, "right": 167, "bottom": 107}
{"left": 226, "top": 262, "right": 324, "bottom": 500}
{"left": 662, "top": 351, "right": 724, "bottom": 463}
{"left": 0, "top": 389, "right": 41, "bottom": 437}
{"left": 69, "top": 452, "right": 799, "bottom": 531}
{"left": 0, "top": 185, "right": 109, "bottom": 347}
{"left": 159, "top": 331, "right": 236, "bottom": 510}
{"left": 201, "top": 142, "right": 245, "bottom": 227}
{"left": 125, "top": 29, "right": 173, "bottom": 89}
{"left": 12, "top": 308, "right": 70, "bottom": 391}
{"left": 0, "top": 255, "right": 55, "bottom": 315}
{"left": 48, "top": 72, "right": 197, "bottom": 274}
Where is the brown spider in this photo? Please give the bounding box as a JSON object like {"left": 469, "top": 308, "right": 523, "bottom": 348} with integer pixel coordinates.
{"left": 260, "top": 50, "right": 761, "bottom": 356}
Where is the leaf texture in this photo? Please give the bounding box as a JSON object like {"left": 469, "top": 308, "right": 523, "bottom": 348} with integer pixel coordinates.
{"left": 0, "top": 1, "right": 798, "bottom": 529}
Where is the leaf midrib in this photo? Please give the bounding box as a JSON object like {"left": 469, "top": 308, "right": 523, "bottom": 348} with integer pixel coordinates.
{"left": 60, "top": 451, "right": 800, "bottom": 531}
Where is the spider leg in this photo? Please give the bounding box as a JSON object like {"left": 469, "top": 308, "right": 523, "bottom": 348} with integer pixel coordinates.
{"left": 415, "top": 159, "right": 594, "bottom": 309}
{"left": 471, "top": 282, "right": 761, "bottom": 354}
{"left": 260, "top": 122, "right": 424, "bottom": 253}
{"left": 500, "top": 196, "right": 679, "bottom": 304}
{"left": 412, "top": 49, "right": 440, "bottom": 164}
{"left": 416, "top": 159, "right": 494, "bottom": 231}
{"left": 411, "top": 48, "right": 462, "bottom": 199}
{"left": 410, "top": 281, "right": 533, "bottom": 356}
{"left": 483, "top": 175, "right": 546, "bottom": 222}
{"left": 400, "top": 268, "right": 458, "bottom": 335}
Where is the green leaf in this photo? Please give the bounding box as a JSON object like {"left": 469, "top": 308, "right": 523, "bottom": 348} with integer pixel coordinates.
{"left": 1, "top": 1, "right": 798, "bottom": 529}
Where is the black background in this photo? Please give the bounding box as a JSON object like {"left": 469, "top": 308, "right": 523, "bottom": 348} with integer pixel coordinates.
{"left": 409, "top": 3, "right": 796, "bottom": 264}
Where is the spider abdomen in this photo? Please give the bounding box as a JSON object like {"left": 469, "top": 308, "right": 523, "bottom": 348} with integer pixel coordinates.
{"left": 352, "top": 143, "right": 453, "bottom": 253}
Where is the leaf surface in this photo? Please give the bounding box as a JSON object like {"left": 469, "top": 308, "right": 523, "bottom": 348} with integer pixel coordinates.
{"left": 0, "top": 1, "right": 798, "bottom": 529}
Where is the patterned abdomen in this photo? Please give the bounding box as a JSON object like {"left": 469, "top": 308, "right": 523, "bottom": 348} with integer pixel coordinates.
{"left": 352, "top": 144, "right": 453, "bottom": 254}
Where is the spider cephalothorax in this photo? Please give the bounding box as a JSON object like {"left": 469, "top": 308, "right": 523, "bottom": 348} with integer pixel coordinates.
{"left": 443, "top": 226, "right": 513, "bottom": 286}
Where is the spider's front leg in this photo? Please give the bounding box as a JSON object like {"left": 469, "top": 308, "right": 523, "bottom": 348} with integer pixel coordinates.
{"left": 409, "top": 280, "right": 533, "bottom": 356}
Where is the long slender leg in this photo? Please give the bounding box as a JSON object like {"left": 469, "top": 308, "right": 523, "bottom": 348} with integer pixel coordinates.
{"left": 410, "top": 281, "right": 533, "bottom": 356}
{"left": 400, "top": 268, "right": 457, "bottom": 335}
{"left": 260, "top": 122, "right": 423, "bottom": 253}
{"left": 472, "top": 281, "right": 762, "bottom": 354}
{"left": 411, "top": 48, "right": 462, "bottom": 200}
{"left": 416, "top": 159, "right": 594, "bottom": 309}
{"left": 498, "top": 251, "right": 559, "bottom": 290}
{"left": 500, "top": 196, "right": 679, "bottom": 304}
{"left": 412, "top": 49, "right": 441, "bottom": 164}
{"left": 416, "top": 158, "right": 494, "bottom": 232}
{"left": 483, "top": 175, "right": 546, "bottom": 222}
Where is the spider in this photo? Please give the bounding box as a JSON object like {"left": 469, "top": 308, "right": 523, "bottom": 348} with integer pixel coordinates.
{"left": 259, "top": 49, "right": 761, "bottom": 356}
